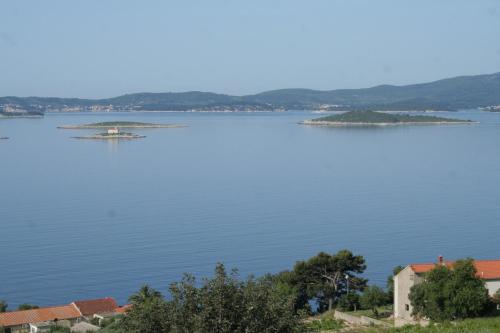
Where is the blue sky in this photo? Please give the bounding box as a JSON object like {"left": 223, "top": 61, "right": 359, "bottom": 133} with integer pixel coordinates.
{"left": 1, "top": 0, "right": 500, "bottom": 98}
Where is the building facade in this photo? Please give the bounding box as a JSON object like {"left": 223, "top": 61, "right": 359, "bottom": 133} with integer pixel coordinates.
{"left": 394, "top": 258, "right": 500, "bottom": 326}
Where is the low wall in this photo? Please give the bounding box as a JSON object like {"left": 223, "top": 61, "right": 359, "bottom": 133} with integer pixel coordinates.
{"left": 334, "top": 310, "right": 392, "bottom": 327}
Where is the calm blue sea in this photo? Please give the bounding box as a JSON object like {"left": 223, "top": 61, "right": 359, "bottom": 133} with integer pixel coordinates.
{"left": 1, "top": 110, "right": 500, "bottom": 308}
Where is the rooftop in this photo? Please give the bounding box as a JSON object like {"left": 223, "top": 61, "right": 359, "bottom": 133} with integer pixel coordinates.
{"left": 0, "top": 304, "right": 80, "bottom": 327}
{"left": 72, "top": 297, "right": 118, "bottom": 316}
{"left": 410, "top": 259, "right": 500, "bottom": 280}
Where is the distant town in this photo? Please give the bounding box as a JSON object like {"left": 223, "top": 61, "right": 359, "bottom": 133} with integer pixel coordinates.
{"left": 2, "top": 71, "right": 500, "bottom": 114}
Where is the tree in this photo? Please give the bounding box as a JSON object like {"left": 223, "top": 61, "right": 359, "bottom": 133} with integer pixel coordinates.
{"left": 409, "top": 258, "right": 489, "bottom": 321}
{"left": 0, "top": 300, "right": 6, "bottom": 312}
{"left": 240, "top": 275, "right": 302, "bottom": 333}
{"left": 360, "top": 286, "right": 387, "bottom": 318}
{"left": 168, "top": 273, "right": 201, "bottom": 333}
{"left": 386, "top": 265, "right": 404, "bottom": 302}
{"left": 337, "top": 292, "right": 360, "bottom": 311}
{"left": 121, "top": 285, "right": 171, "bottom": 333}
{"left": 289, "top": 250, "right": 367, "bottom": 312}
{"left": 18, "top": 303, "right": 39, "bottom": 310}
{"left": 198, "top": 263, "right": 244, "bottom": 333}
{"left": 492, "top": 289, "right": 500, "bottom": 307}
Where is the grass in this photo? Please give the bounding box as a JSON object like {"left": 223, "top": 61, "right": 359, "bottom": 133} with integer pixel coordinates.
{"left": 361, "top": 316, "right": 500, "bottom": 333}
{"left": 305, "top": 311, "right": 345, "bottom": 332}
{"left": 345, "top": 305, "right": 393, "bottom": 322}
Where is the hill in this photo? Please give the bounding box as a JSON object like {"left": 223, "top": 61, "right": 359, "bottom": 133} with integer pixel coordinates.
{"left": 302, "top": 110, "right": 473, "bottom": 125}
{"left": 2, "top": 72, "right": 500, "bottom": 112}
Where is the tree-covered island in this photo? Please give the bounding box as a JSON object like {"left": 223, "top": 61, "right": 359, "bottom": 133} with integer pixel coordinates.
{"left": 300, "top": 110, "right": 475, "bottom": 126}
{"left": 58, "top": 121, "right": 185, "bottom": 129}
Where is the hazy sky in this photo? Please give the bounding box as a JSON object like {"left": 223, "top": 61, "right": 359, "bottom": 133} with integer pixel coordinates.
{"left": 1, "top": 0, "right": 500, "bottom": 98}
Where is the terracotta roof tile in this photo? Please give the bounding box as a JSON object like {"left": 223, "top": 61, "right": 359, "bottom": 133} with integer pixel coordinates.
{"left": 72, "top": 298, "right": 118, "bottom": 316}
{"left": 0, "top": 304, "right": 80, "bottom": 327}
{"left": 410, "top": 259, "right": 500, "bottom": 280}
{"left": 114, "top": 304, "right": 132, "bottom": 314}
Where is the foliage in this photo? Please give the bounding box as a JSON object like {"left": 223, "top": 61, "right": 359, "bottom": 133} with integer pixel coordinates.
{"left": 121, "top": 285, "right": 170, "bottom": 333}
{"left": 0, "top": 300, "right": 7, "bottom": 312}
{"left": 118, "top": 263, "right": 302, "bottom": 333}
{"left": 5, "top": 71, "right": 500, "bottom": 111}
{"left": 285, "top": 250, "right": 367, "bottom": 312}
{"left": 360, "top": 286, "right": 389, "bottom": 318}
{"left": 337, "top": 292, "right": 361, "bottom": 311}
{"left": 492, "top": 289, "right": 500, "bottom": 306}
{"left": 363, "top": 316, "right": 500, "bottom": 333}
{"left": 312, "top": 111, "right": 467, "bottom": 124}
{"left": 305, "top": 316, "right": 344, "bottom": 332}
{"left": 409, "top": 258, "right": 490, "bottom": 321}
{"left": 17, "top": 303, "right": 39, "bottom": 310}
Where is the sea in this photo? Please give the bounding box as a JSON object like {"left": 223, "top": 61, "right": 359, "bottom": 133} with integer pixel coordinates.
{"left": 1, "top": 110, "right": 499, "bottom": 308}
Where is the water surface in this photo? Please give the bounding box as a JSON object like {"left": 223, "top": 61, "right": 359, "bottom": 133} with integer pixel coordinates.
{"left": 1, "top": 111, "right": 499, "bottom": 307}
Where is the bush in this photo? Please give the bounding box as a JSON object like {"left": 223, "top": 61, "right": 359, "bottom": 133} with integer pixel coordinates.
{"left": 409, "top": 258, "right": 490, "bottom": 321}
{"left": 360, "top": 286, "right": 388, "bottom": 318}
{"left": 338, "top": 292, "right": 360, "bottom": 311}
{"left": 306, "top": 317, "right": 343, "bottom": 332}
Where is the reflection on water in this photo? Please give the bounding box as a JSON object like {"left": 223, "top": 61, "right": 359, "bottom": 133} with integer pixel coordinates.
{"left": 0, "top": 110, "right": 499, "bottom": 308}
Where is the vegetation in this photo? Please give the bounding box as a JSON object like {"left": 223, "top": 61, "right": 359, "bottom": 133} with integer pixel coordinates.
{"left": 58, "top": 121, "right": 184, "bottom": 129}
{"left": 4, "top": 254, "right": 500, "bottom": 333}
{"left": 338, "top": 292, "right": 361, "bottom": 311}
{"left": 17, "top": 303, "right": 39, "bottom": 310}
{"left": 305, "top": 312, "right": 344, "bottom": 332}
{"left": 117, "top": 263, "right": 302, "bottom": 333}
{"left": 4, "top": 71, "right": 500, "bottom": 111}
{"left": 278, "top": 250, "right": 367, "bottom": 312}
{"left": 360, "top": 286, "right": 389, "bottom": 318}
{"left": 409, "top": 259, "right": 490, "bottom": 321}
{"left": 84, "top": 121, "right": 158, "bottom": 127}
{"left": 309, "top": 111, "right": 470, "bottom": 124}
{"left": 362, "top": 316, "right": 500, "bottom": 333}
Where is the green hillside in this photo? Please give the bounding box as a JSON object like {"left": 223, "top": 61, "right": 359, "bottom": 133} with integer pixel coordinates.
{"left": 310, "top": 111, "right": 470, "bottom": 124}
{"left": 2, "top": 72, "right": 500, "bottom": 111}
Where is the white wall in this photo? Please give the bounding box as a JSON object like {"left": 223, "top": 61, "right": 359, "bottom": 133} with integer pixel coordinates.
{"left": 486, "top": 280, "right": 500, "bottom": 296}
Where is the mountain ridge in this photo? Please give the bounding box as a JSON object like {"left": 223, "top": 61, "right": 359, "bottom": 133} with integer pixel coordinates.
{"left": 2, "top": 72, "right": 500, "bottom": 112}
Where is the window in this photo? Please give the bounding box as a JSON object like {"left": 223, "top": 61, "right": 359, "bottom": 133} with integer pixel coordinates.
{"left": 405, "top": 304, "right": 410, "bottom": 311}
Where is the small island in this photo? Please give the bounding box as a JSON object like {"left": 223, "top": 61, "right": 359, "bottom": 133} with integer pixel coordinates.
{"left": 58, "top": 121, "right": 185, "bottom": 129}
{"left": 73, "top": 128, "right": 145, "bottom": 140}
{"left": 0, "top": 111, "right": 44, "bottom": 118}
{"left": 300, "top": 110, "right": 476, "bottom": 126}
{"left": 0, "top": 136, "right": 9, "bottom": 140}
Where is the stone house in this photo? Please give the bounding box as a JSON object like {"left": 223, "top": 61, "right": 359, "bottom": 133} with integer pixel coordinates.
{"left": 0, "top": 297, "right": 120, "bottom": 333}
{"left": 394, "top": 257, "right": 500, "bottom": 326}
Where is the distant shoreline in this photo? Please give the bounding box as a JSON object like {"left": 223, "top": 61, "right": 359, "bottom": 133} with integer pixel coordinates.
{"left": 57, "top": 121, "right": 186, "bottom": 129}
{"left": 60, "top": 124, "right": 184, "bottom": 129}
{"left": 299, "top": 120, "right": 478, "bottom": 126}
{"left": 72, "top": 134, "right": 146, "bottom": 139}
{"left": 58, "top": 123, "right": 185, "bottom": 129}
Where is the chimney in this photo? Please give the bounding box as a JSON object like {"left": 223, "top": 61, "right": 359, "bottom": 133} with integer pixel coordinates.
{"left": 438, "top": 255, "right": 444, "bottom": 265}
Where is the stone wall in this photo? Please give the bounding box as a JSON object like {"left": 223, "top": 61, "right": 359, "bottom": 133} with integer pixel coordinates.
{"left": 333, "top": 310, "right": 392, "bottom": 327}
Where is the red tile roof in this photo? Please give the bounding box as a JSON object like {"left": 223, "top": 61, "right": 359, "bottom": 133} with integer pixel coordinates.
{"left": 410, "top": 259, "right": 500, "bottom": 280}
{"left": 114, "top": 304, "right": 132, "bottom": 314}
{"left": 0, "top": 304, "right": 81, "bottom": 327}
{"left": 72, "top": 297, "right": 118, "bottom": 316}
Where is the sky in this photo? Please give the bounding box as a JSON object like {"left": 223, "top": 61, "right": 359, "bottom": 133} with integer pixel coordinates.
{"left": 1, "top": 0, "right": 500, "bottom": 99}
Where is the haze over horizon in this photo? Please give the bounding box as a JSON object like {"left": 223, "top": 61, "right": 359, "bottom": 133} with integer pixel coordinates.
{"left": 1, "top": 0, "right": 500, "bottom": 99}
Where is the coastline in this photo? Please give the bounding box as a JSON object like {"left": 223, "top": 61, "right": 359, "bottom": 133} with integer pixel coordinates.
{"left": 72, "top": 134, "right": 146, "bottom": 139}
{"left": 299, "top": 120, "right": 478, "bottom": 126}
{"left": 59, "top": 124, "right": 185, "bottom": 129}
